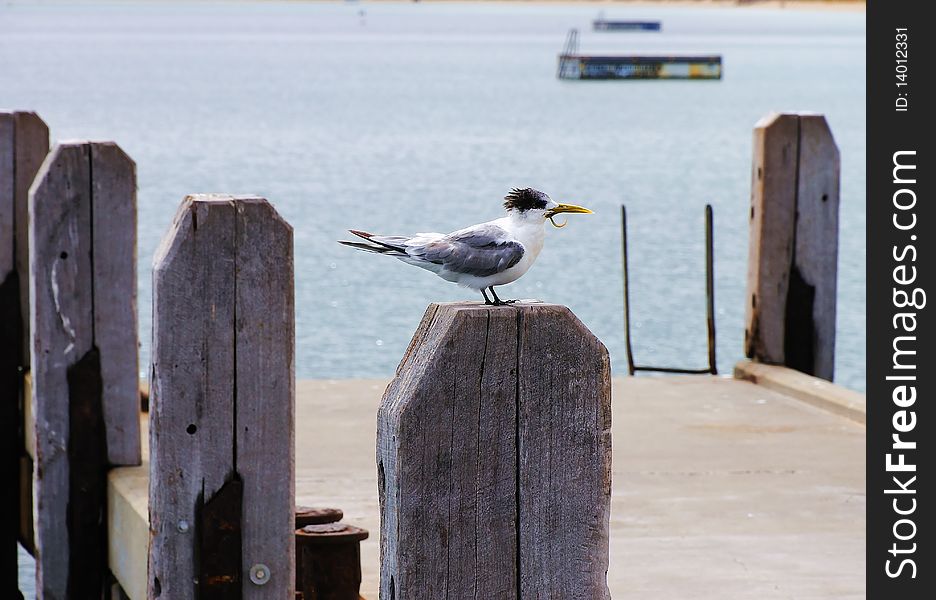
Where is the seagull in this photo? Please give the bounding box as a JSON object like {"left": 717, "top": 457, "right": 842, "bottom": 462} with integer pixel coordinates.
{"left": 338, "top": 188, "right": 592, "bottom": 305}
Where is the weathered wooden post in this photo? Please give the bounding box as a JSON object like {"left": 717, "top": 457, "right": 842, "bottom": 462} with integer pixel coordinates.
{"left": 378, "top": 302, "right": 612, "bottom": 599}
{"left": 148, "top": 195, "right": 295, "bottom": 599}
{"left": 1, "top": 110, "right": 49, "bottom": 599}
{"left": 744, "top": 112, "right": 840, "bottom": 381}
{"left": 28, "top": 141, "right": 140, "bottom": 598}
{"left": 27, "top": 139, "right": 140, "bottom": 597}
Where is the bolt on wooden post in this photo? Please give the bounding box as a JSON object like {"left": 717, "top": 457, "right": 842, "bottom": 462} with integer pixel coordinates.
{"left": 378, "top": 302, "right": 612, "bottom": 599}
{"left": 28, "top": 141, "right": 140, "bottom": 599}
{"left": 744, "top": 112, "right": 840, "bottom": 381}
{"left": 148, "top": 195, "right": 295, "bottom": 600}
{"left": 1, "top": 110, "right": 49, "bottom": 599}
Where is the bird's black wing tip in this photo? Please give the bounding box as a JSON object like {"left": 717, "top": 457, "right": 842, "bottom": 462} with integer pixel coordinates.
{"left": 339, "top": 239, "right": 393, "bottom": 254}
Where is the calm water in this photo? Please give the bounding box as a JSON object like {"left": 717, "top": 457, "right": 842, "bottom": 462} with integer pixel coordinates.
{"left": 1, "top": 1, "right": 867, "bottom": 391}
{"left": 3, "top": 0, "right": 865, "bottom": 593}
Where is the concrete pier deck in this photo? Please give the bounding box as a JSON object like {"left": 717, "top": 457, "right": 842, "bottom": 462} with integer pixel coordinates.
{"left": 296, "top": 373, "right": 865, "bottom": 599}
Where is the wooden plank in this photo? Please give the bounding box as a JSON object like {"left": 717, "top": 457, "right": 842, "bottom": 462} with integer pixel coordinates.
{"left": 1, "top": 111, "right": 48, "bottom": 599}
{"left": 200, "top": 478, "right": 243, "bottom": 598}
{"left": 744, "top": 112, "right": 798, "bottom": 368}
{"left": 149, "top": 197, "right": 236, "bottom": 600}
{"left": 20, "top": 374, "right": 35, "bottom": 554}
{"left": 29, "top": 144, "right": 94, "bottom": 598}
{"left": 149, "top": 195, "right": 295, "bottom": 599}
{"left": 790, "top": 115, "right": 839, "bottom": 381}
{"left": 91, "top": 143, "right": 141, "bottom": 466}
{"left": 233, "top": 200, "right": 295, "bottom": 599}
{"left": 470, "top": 309, "right": 521, "bottom": 598}
{"left": 377, "top": 303, "right": 444, "bottom": 599}
{"left": 23, "top": 372, "right": 35, "bottom": 460}
{"left": 378, "top": 302, "right": 611, "bottom": 599}
{"left": 30, "top": 142, "right": 95, "bottom": 600}
{"left": 1, "top": 112, "right": 14, "bottom": 277}
{"left": 29, "top": 140, "right": 140, "bottom": 598}
{"left": 518, "top": 305, "right": 612, "bottom": 599}
{"left": 65, "top": 346, "right": 108, "bottom": 598}
{"left": 378, "top": 303, "right": 518, "bottom": 599}
{"left": 15, "top": 112, "right": 51, "bottom": 370}
{"left": 0, "top": 112, "right": 20, "bottom": 597}
{"left": 743, "top": 113, "right": 840, "bottom": 381}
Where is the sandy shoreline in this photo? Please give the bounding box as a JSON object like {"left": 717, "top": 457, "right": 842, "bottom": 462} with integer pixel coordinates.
{"left": 343, "top": 0, "right": 866, "bottom": 13}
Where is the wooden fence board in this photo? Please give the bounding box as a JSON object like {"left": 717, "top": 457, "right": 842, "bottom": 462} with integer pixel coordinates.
{"left": 744, "top": 112, "right": 840, "bottom": 381}
{"left": 30, "top": 143, "right": 95, "bottom": 600}
{"left": 791, "top": 115, "right": 840, "bottom": 380}
{"left": 149, "top": 198, "right": 236, "bottom": 600}
{"left": 16, "top": 112, "right": 51, "bottom": 369}
{"left": 1, "top": 113, "right": 14, "bottom": 277}
{"left": 29, "top": 140, "right": 140, "bottom": 598}
{"left": 379, "top": 302, "right": 611, "bottom": 599}
{"left": 91, "top": 143, "right": 140, "bottom": 466}
{"left": 0, "top": 111, "right": 19, "bottom": 599}
{"left": 518, "top": 305, "right": 612, "bottom": 599}
{"left": 745, "top": 112, "right": 798, "bottom": 368}
{"left": 233, "top": 200, "right": 295, "bottom": 599}
{"left": 149, "top": 195, "right": 295, "bottom": 599}
{"left": 1, "top": 111, "right": 48, "bottom": 598}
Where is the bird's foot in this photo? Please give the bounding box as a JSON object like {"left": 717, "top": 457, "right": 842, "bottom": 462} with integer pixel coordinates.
{"left": 491, "top": 299, "right": 517, "bottom": 306}
{"left": 487, "top": 287, "right": 516, "bottom": 306}
{"left": 481, "top": 286, "right": 516, "bottom": 306}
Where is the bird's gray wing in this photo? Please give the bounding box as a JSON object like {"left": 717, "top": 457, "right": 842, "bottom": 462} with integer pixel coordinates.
{"left": 408, "top": 224, "right": 524, "bottom": 277}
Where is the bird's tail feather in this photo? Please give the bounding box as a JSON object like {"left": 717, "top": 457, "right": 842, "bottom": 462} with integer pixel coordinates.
{"left": 349, "top": 229, "right": 409, "bottom": 253}
{"left": 338, "top": 239, "right": 406, "bottom": 256}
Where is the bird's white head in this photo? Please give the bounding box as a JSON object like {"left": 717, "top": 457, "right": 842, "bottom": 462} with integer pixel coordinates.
{"left": 503, "top": 188, "right": 593, "bottom": 228}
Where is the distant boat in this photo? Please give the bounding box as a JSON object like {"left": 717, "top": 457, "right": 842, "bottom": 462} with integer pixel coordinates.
{"left": 557, "top": 29, "right": 721, "bottom": 81}
{"left": 593, "top": 19, "right": 661, "bottom": 32}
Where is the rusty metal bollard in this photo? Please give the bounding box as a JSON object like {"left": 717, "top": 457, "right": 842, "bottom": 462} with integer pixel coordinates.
{"left": 296, "top": 506, "right": 344, "bottom": 527}
{"left": 295, "top": 506, "right": 369, "bottom": 600}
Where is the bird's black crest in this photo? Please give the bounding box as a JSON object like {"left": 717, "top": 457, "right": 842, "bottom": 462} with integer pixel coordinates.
{"left": 503, "top": 188, "right": 549, "bottom": 212}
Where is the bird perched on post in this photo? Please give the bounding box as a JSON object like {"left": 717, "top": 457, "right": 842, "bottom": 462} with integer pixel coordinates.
{"left": 339, "top": 188, "right": 592, "bottom": 305}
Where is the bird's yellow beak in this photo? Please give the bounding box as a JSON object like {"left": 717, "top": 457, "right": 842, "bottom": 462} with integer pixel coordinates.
{"left": 546, "top": 203, "right": 593, "bottom": 217}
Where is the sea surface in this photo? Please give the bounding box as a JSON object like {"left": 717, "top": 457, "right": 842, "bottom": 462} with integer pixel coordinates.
{"left": 2, "top": 0, "right": 865, "bottom": 593}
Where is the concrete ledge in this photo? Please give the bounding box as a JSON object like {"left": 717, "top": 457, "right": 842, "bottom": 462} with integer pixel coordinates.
{"left": 733, "top": 359, "right": 865, "bottom": 424}
{"left": 107, "top": 412, "right": 149, "bottom": 600}
{"left": 23, "top": 372, "right": 34, "bottom": 459}
{"left": 108, "top": 462, "right": 149, "bottom": 600}
{"left": 45, "top": 375, "right": 868, "bottom": 599}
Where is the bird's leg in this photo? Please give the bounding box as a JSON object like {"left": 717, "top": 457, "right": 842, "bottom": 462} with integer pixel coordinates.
{"left": 481, "top": 288, "right": 494, "bottom": 305}
{"left": 489, "top": 287, "right": 516, "bottom": 306}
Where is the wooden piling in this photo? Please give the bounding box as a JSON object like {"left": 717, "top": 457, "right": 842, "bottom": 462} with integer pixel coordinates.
{"left": 148, "top": 195, "right": 295, "bottom": 600}
{"left": 744, "top": 112, "right": 840, "bottom": 381}
{"left": 1, "top": 110, "right": 49, "bottom": 599}
{"left": 377, "top": 302, "right": 612, "bottom": 599}
{"left": 28, "top": 141, "right": 140, "bottom": 598}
